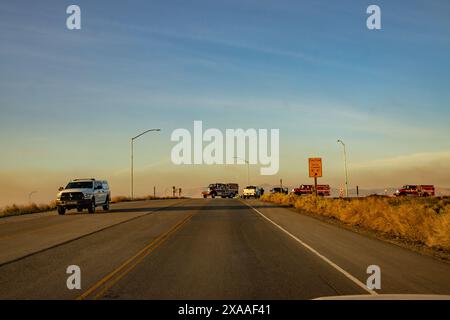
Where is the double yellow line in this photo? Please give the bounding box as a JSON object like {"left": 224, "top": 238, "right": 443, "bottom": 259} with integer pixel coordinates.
{"left": 76, "top": 214, "right": 193, "bottom": 300}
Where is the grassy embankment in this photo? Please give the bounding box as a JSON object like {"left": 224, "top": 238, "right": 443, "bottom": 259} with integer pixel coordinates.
{"left": 0, "top": 203, "right": 57, "bottom": 218}
{"left": 0, "top": 195, "right": 185, "bottom": 218}
{"left": 261, "top": 193, "right": 450, "bottom": 251}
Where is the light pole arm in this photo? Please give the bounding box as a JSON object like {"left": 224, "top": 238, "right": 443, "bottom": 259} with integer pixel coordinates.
{"left": 131, "top": 128, "right": 161, "bottom": 200}
{"left": 132, "top": 128, "right": 161, "bottom": 141}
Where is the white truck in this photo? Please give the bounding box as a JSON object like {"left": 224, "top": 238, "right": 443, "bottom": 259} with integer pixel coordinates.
{"left": 243, "top": 186, "right": 261, "bottom": 199}
{"left": 56, "top": 179, "right": 111, "bottom": 215}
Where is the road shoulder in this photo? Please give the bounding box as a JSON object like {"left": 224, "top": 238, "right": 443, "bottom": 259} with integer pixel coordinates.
{"left": 245, "top": 199, "right": 450, "bottom": 294}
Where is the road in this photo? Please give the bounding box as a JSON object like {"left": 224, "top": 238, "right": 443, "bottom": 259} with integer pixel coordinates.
{"left": 0, "top": 198, "right": 449, "bottom": 299}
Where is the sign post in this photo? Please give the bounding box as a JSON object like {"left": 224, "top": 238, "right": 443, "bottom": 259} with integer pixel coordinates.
{"left": 308, "top": 158, "right": 323, "bottom": 196}
{"left": 313, "top": 176, "right": 317, "bottom": 196}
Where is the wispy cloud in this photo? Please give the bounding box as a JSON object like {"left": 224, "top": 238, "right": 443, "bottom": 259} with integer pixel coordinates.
{"left": 88, "top": 18, "right": 381, "bottom": 74}
{"left": 352, "top": 150, "right": 450, "bottom": 169}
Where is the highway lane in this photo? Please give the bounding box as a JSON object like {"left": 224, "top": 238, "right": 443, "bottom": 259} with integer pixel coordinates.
{"left": 0, "top": 199, "right": 186, "bottom": 265}
{"left": 0, "top": 198, "right": 449, "bottom": 299}
{"left": 0, "top": 199, "right": 194, "bottom": 299}
{"left": 94, "top": 199, "right": 368, "bottom": 300}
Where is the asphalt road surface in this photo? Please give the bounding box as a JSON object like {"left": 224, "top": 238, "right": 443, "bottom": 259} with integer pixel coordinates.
{"left": 0, "top": 198, "right": 449, "bottom": 299}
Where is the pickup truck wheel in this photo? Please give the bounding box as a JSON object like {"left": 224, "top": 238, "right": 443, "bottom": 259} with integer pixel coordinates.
{"left": 57, "top": 206, "right": 66, "bottom": 215}
{"left": 211, "top": 194, "right": 216, "bottom": 199}
{"left": 88, "top": 198, "right": 96, "bottom": 213}
{"left": 203, "top": 195, "right": 207, "bottom": 199}
{"left": 103, "top": 198, "right": 110, "bottom": 211}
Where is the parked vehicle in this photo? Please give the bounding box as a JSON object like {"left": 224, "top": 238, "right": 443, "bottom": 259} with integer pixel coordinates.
{"left": 291, "top": 184, "right": 330, "bottom": 197}
{"left": 243, "top": 186, "right": 261, "bottom": 199}
{"left": 226, "top": 183, "right": 239, "bottom": 198}
{"left": 394, "top": 185, "right": 435, "bottom": 197}
{"left": 202, "top": 183, "right": 237, "bottom": 198}
{"left": 270, "top": 187, "right": 289, "bottom": 194}
{"left": 56, "top": 179, "right": 111, "bottom": 215}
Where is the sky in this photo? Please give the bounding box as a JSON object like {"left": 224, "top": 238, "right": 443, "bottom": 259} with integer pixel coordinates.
{"left": 0, "top": 0, "right": 449, "bottom": 205}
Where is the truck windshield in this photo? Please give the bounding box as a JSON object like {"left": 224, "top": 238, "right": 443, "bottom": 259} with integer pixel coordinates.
{"left": 65, "top": 182, "right": 93, "bottom": 189}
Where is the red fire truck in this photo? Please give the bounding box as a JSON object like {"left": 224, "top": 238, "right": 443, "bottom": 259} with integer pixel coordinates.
{"left": 291, "top": 184, "right": 330, "bottom": 197}
{"left": 394, "top": 185, "right": 435, "bottom": 197}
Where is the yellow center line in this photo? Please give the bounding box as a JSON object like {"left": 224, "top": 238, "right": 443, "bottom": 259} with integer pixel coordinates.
{"left": 76, "top": 214, "right": 193, "bottom": 300}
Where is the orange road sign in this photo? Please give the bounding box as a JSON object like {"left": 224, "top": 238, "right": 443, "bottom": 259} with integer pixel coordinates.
{"left": 309, "top": 158, "right": 323, "bottom": 178}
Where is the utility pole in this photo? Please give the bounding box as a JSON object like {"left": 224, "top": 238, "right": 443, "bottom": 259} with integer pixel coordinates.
{"left": 337, "top": 139, "right": 349, "bottom": 198}
{"left": 234, "top": 157, "right": 250, "bottom": 186}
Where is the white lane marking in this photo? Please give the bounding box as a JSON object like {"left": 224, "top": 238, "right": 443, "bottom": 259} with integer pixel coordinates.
{"left": 241, "top": 200, "right": 378, "bottom": 296}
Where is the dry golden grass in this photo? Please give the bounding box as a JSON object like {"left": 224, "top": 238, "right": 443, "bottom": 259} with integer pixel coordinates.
{"left": 261, "top": 194, "right": 450, "bottom": 250}
{"left": 0, "top": 202, "right": 57, "bottom": 218}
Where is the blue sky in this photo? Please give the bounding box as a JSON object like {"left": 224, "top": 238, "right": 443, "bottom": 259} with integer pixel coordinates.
{"left": 0, "top": 0, "right": 449, "bottom": 204}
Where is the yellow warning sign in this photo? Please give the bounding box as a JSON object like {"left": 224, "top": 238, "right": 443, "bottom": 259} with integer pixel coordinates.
{"left": 308, "top": 158, "right": 322, "bottom": 178}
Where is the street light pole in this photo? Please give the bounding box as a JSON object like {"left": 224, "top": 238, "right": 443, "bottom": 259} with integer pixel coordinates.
{"left": 234, "top": 156, "right": 250, "bottom": 186}
{"left": 337, "top": 139, "right": 349, "bottom": 197}
{"left": 131, "top": 129, "right": 161, "bottom": 200}
{"left": 28, "top": 191, "right": 37, "bottom": 203}
{"left": 247, "top": 161, "right": 249, "bottom": 186}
